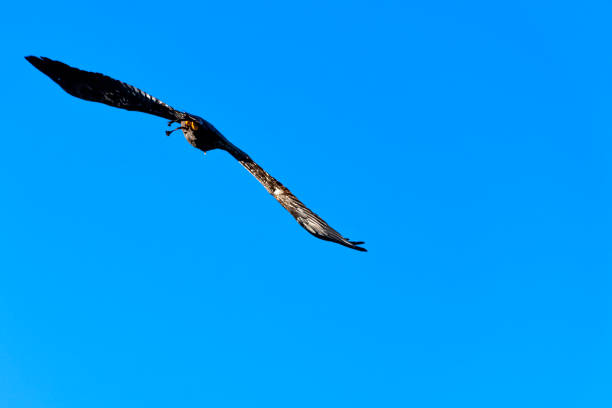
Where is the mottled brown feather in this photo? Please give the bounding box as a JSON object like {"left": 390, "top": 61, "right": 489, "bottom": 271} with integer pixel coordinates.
{"left": 221, "top": 141, "right": 367, "bottom": 251}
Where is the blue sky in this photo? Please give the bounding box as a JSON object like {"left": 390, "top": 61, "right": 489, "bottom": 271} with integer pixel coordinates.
{"left": 0, "top": 1, "right": 610, "bottom": 407}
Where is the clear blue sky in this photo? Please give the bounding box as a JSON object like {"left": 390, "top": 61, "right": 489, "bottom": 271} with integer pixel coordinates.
{"left": 0, "top": 1, "right": 610, "bottom": 407}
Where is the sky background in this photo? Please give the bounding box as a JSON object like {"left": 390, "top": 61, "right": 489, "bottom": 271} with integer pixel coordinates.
{"left": 0, "top": 1, "right": 610, "bottom": 407}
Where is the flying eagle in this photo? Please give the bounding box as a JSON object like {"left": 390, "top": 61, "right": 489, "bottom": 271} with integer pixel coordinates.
{"left": 26, "top": 56, "right": 366, "bottom": 252}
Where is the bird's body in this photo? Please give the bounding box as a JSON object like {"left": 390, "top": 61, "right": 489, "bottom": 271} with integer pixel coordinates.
{"left": 25, "top": 56, "right": 366, "bottom": 251}
{"left": 178, "top": 117, "right": 226, "bottom": 152}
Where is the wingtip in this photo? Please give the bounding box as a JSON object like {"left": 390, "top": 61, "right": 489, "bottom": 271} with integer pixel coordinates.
{"left": 25, "top": 56, "right": 56, "bottom": 68}
{"left": 347, "top": 240, "right": 367, "bottom": 252}
{"left": 25, "top": 56, "right": 67, "bottom": 80}
{"left": 25, "top": 55, "right": 45, "bottom": 70}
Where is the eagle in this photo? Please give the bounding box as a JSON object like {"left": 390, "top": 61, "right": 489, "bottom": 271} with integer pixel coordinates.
{"left": 26, "top": 56, "right": 366, "bottom": 252}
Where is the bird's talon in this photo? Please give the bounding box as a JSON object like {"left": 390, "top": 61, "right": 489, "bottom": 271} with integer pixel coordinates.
{"left": 165, "top": 126, "right": 186, "bottom": 136}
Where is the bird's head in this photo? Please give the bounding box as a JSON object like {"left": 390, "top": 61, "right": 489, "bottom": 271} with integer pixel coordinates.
{"left": 182, "top": 120, "right": 199, "bottom": 131}
{"left": 186, "top": 114, "right": 206, "bottom": 126}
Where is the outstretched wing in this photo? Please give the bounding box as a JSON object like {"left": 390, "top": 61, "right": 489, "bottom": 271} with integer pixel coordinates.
{"left": 25, "top": 56, "right": 189, "bottom": 122}
{"left": 221, "top": 142, "right": 367, "bottom": 252}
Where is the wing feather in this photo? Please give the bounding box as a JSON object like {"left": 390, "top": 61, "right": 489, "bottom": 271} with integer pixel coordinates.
{"left": 221, "top": 142, "right": 367, "bottom": 252}
{"left": 25, "top": 56, "right": 188, "bottom": 121}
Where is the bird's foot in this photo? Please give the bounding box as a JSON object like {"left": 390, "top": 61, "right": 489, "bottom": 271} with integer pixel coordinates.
{"left": 165, "top": 126, "right": 186, "bottom": 136}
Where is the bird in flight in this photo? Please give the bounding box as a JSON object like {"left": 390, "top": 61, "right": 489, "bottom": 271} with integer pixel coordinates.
{"left": 26, "top": 56, "right": 366, "bottom": 251}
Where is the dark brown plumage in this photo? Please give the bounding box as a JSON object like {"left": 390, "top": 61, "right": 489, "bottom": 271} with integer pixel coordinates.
{"left": 25, "top": 56, "right": 366, "bottom": 252}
